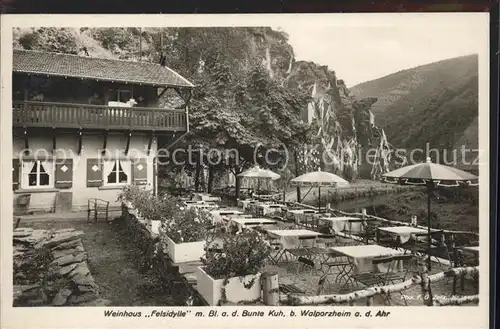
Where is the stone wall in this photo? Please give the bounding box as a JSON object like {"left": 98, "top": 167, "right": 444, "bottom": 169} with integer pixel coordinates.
{"left": 13, "top": 227, "right": 109, "bottom": 306}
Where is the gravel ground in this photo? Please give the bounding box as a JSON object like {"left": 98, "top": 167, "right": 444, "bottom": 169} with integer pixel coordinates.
{"left": 263, "top": 246, "right": 478, "bottom": 307}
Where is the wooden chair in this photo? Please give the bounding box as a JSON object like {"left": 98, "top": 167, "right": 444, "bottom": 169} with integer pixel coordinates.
{"left": 13, "top": 217, "right": 22, "bottom": 229}
{"left": 317, "top": 249, "right": 351, "bottom": 294}
{"left": 87, "top": 198, "right": 109, "bottom": 223}
{"left": 411, "top": 230, "right": 451, "bottom": 266}
{"left": 361, "top": 220, "right": 382, "bottom": 244}
{"left": 296, "top": 256, "right": 315, "bottom": 276}
{"left": 350, "top": 255, "right": 403, "bottom": 305}
{"left": 287, "top": 237, "right": 316, "bottom": 259}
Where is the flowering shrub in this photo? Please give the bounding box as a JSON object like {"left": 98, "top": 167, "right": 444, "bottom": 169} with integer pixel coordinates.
{"left": 160, "top": 207, "right": 214, "bottom": 244}
{"left": 119, "top": 185, "right": 215, "bottom": 244}
{"left": 201, "top": 228, "right": 272, "bottom": 280}
{"left": 118, "top": 185, "right": 178, "bottom": 221}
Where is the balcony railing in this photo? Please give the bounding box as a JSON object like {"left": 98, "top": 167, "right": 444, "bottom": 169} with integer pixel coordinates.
{"left": 13, "top": 101, "right": 187, "bottom": 132}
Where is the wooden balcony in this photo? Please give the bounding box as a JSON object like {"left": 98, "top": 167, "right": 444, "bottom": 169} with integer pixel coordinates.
{"left": 12, "top": 101, "right": 187, "bottom": 132}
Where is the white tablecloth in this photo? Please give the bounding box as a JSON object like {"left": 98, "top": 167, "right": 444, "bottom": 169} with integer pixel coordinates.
{"left": 286, "top": 209, "right": 318, "bottom": 222}
{"left": 331, "top": 245, "right": 404, "bottom": 274}
{"left": 320, "top": 217, "right": 363, "bottom": 234}
{"left": 209, "top": 209, "right": 244, "bottom": 223}
{"left": 267, "top": 229, "right": 319, "bottom": 249}
{"left": 257, "top": 204, "right": 285, "bottom": 216}
{"left": 193, "top": 193, "right": 221, "bottom": 202}
{"left": 230, "top": 217, "right": 277, "bottom": 230}
{"left": 463, "top": 246, "right": 479, "bottom": 254}
{"left": 377, "top": 226, "right": 430, "bottom": 244}
{"left": 237, "top": 200, "right": 255, "bottom": 210}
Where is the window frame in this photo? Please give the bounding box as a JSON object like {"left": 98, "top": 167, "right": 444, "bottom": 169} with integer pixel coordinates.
{"left": 21, "top": 159, "right": 54, "bottom": 189}
{"left": 104, "top": 159, "right": 131, "bottom": 186}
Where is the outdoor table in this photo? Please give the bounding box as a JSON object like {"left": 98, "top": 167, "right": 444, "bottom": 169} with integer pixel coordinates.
{"left": 377, "top": 226, "right": 431, "bottom": 245}
{"left": 285, "top": 209, "right": 318, "bottom": 222}
{"left": 319, "top": 216, "right": 367, "bottom": 234}
{"left": 266, "top": 229, "right": 320, "bottom": 249}
{"left": 265, "top": 229, "right": 321, "bottom": 264}
{"left": 237, "top": 199, "right": 256, "bottom": 210}
{"left": 229, "top": 217, "right": 277, "bottom": 230}
{"left": 183, "top": 200, "right": 205, "bottom": 205}
{"left": 246, "top": 202, "right": 262, "bottom": 215}
{"left": 209, "top": 209, "right": 244, "bottom": 223}
{"left": 461, "top": 246, "right": 479, "bottom": 265}
{"left": 193, "top": 193, "right": 221, "bottom": 202}
{"left": 330, "top": 244, "right": 404, "bottom": 274}
{"left": 185, "top": 203, "right": 218, "bottom": 210}
{"left": 463, "top": 246, "right": 479, "bottom": 253}
{"left": 256, "top": 203, "right": 286, "bottom": 216}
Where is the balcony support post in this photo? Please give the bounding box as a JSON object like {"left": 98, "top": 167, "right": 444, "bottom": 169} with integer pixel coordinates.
{"left": 147, "top": 131, "right": 154, "bottom": 156}
{"left": 52, "top": 128, "right": 57, "bottom": 155}
{"left": 101, "top": 130, "right": 108, "bottom": 156}
{"left": 23, "top": 127, "right": 29, "bottom": 156}
{"left": 124, "top": 131, "right": 131, "bottom": 156}
{"left": 77, "top": 129, "right": 83, "bottom": 155}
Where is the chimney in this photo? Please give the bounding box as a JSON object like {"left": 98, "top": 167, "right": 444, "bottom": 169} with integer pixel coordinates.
{"left": 159, "top": 52, "right": 167, "bottom": 67}
{"left": 80, "top": 47, "right": 89, "bottom": 57}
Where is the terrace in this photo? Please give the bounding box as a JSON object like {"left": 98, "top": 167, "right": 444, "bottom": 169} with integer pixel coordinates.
{"left": 12, "top": 190, "right": 479, "bottom": 307}
{"left": 120, "top": 194, "right": 479, "bottom": 307}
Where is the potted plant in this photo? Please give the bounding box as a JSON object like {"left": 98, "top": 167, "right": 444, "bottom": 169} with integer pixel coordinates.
{"left": 118, "top": 185, "right": 178, "bottom": 232}
{"left": 160, "top": 207, "right": 213, "bottom": 263}
{"left": 196, "top": 228, "right": 272, "bottom": 306}
{"left": 118, "top": 186, "right": 138, "bottom": 214}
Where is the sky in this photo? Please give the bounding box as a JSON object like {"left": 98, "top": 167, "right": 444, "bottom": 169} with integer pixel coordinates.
{"left": 274, "top": 15, "right": 486, "bottom": 87}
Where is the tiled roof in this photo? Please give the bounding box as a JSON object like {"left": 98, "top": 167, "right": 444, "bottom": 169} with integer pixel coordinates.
{"left": 13, "top": 49, "right": 194, "bottom": 88}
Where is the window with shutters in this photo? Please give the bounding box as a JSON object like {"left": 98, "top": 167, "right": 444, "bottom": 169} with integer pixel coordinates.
{"left": 104, "top": 159, "right": 131, "bottom": 186}
{"left": 21, "top": 160, "right": 54, "bottom": 189}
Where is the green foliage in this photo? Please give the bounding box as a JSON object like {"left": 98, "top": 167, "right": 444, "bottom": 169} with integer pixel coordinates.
{"left": 119, "top": 185, "right": 213, "bottom": 243}
{"left": 201, "top": 228, "right": 272, "bottom": 280}
{"left": 17, "top": 28, "right": 78, "bottom": 54}
{"left": 118, "top": 185, "right": 178, "bottom": 222}
{"left": 160, "top": 207, "right": 214, "bottom": 244}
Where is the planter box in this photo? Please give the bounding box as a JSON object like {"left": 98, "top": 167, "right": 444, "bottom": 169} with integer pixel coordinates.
{"left": 164, "top": 235, "right": 206, "bottom": 263}
{"left": 196, "top": 267, "right": 261, "bottom": 306}
{"left": 150, "top": 220, "right": 161, "bottom": 234}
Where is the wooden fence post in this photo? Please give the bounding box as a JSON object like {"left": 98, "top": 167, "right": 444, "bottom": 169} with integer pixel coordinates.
{"left": 262, "top": 271, "right": 279, "bottom": 306}
{"left": 419, "top": 259, "right": 434, "bottom": 306}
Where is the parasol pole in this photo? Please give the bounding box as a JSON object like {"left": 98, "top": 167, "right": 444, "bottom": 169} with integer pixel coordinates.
{"left": 426, "top": 180, "right": 433, "bottom": 271}
{"left": 318, "top": 186, "right": 321, "bottom": 212}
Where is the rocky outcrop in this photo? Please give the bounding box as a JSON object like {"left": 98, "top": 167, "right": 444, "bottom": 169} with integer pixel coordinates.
{"left": 13, "top": 228, "right": 110, "bottom": 307}
{"left": 280, "top": 61, "right": 393, "bottom": 179}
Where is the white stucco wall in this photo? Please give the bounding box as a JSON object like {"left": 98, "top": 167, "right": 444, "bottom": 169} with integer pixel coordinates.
{"left": 13, "top": 132, "right": 157, "bottom": 212}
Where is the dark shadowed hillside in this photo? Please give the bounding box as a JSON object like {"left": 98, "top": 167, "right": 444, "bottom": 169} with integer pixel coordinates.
{"left": 350, "top": 55, "right": 479, "bottom": 166}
